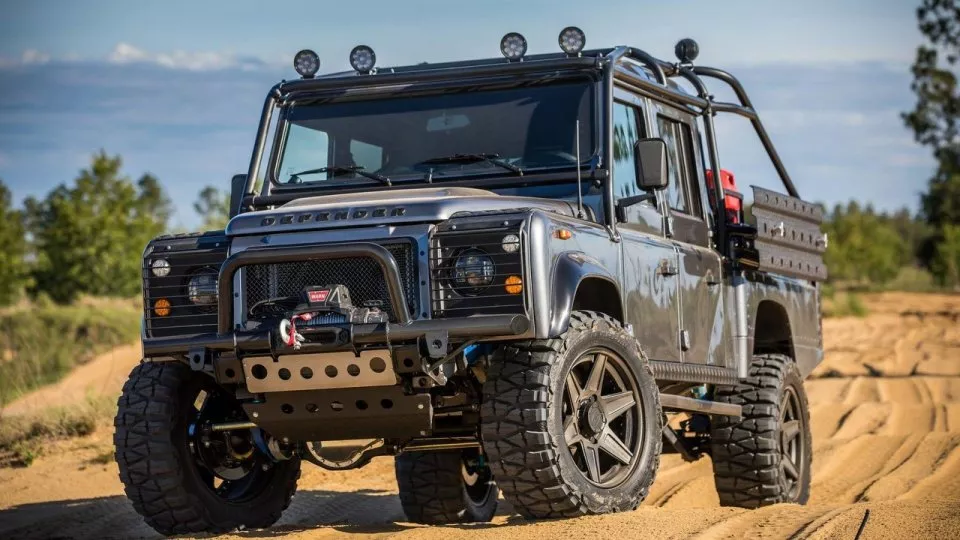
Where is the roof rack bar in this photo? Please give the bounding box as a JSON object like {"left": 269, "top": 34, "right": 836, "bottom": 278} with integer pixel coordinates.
{"left": 276, "top": 55, "right": 600, "bottom": 98}
{"left": 693, "top": 66, "right": 799, "bottom": 198}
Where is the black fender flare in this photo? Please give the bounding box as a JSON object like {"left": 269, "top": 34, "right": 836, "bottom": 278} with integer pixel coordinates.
{"left": 547, "top": 251, "right": 622, "bottom": 337}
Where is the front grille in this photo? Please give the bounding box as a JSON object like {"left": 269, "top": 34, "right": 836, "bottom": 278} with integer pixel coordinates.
{"left": 431, "top": 216, "right": 526, "bottom": 318}
{"left": 243, "top": 242, "right": 419, "bottom": 322}
{"left": 143, "top": 233, "right": 228, "bottom": 338}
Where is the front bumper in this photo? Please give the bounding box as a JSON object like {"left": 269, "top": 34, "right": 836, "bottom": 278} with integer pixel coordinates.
{"left": 142, "top": 242, "right": 530, "bottom": 359}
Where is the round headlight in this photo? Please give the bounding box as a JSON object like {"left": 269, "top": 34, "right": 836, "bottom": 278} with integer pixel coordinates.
{"left": 151, "top": 259, "right": 171, "bottom": 277}
{"left": 187, "top": 269, "right": 218, "bottom": 309}
{"left": 500, "top": 32, "right": 527, "bottom": 61}
{"left": 349, "top": 45, "right": 376, "bottom": 73}
{"left": 452, "top": 250, "right": 495, "bottom": 294}
{"left": 501, "top": 234, "right": 520, "bottom": 253}
{"left": 558, "top": 26, "right": 586, "bottom": 55}
{"left": 293, "top": 49, "right": 320, "bottom": 78}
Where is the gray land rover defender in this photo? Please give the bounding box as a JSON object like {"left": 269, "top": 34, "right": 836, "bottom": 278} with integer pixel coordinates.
{"left": 116, "top": 29, "right": 827, "bottom": 535}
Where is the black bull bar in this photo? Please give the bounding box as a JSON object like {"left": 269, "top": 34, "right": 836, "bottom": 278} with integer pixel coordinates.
{"left": 142, "top": 242, "right": 530, "bottom": 357}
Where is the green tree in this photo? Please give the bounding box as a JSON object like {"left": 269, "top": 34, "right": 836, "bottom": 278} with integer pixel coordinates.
{"left": 823, "top": 202, "right": 906, "bottom": 285}
{"left": 193, "top": 185, "right": 230, "bottom": 231}
{"left": 932, "top": 223, "right": 960, "bottom": 287}
{"left": 904, "top": 0, "right": 960, "bottom": 284}
{"left": 25, "top": 151, "right": 170, "bottom": 303}
{"left": 0, "top": 180, "right": 30, "bottom": 305}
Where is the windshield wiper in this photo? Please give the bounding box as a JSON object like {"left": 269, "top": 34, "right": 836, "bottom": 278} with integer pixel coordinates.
{"left": 417, "top": 153, "right": 523, "bottom": 176}
{"left": 287, "top": 166, "right": 391, "bottom": 186}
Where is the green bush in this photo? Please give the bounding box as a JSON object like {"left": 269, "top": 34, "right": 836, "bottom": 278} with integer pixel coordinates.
{"left": 0, "top": 298, "right": 140, "bottom": 406}
{"left": 823, "top": 292, "right": 870, "bottom": 318}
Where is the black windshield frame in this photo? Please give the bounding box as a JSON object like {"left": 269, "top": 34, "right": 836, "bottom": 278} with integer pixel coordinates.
{"left": 265, "top": 74, "right": 601, "bottom": 193}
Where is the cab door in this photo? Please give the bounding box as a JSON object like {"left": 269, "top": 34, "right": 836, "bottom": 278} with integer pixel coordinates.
{"left": 653, "top": 105, "right": 724, "bottom": 367}
{"left": 612, "top": 91, "right": 682, "bottom": 364}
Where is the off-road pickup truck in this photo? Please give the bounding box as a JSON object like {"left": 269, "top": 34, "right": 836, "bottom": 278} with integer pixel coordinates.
{"left": 115, "top": 29, "right": 826, "bottom": 535}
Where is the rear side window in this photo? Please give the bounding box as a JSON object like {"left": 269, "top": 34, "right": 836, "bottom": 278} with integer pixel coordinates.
{"left": 657, "top": 115, "right": 702, "bottom": 216}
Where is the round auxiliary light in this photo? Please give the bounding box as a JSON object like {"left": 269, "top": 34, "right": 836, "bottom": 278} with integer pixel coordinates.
{"left": 349, "top": 45, "right": 377, "bottom": 73}
{"left": 293, "top": 49, "right": 320, "bottom": 79}
{"left": 153, "top": 298, "right": 171, "bottom": 317}
{"left": 151, "top": 258, "right": 171, "bottom": 277}
{"left": 675, "top": 38, "right": 700, "bottom": 64}
{"left": 501, "top": 234, "right": 520, "bottom": 253}
{"left": 558, "top": 26, "right": 586, "bottom": 55}
{"left": 500, "top": 32, "right": 527, "bottom": 61}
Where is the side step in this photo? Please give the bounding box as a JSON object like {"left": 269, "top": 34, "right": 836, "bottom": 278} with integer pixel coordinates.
{"left": 659, "top": 393, "right": 742, "bottom": 418}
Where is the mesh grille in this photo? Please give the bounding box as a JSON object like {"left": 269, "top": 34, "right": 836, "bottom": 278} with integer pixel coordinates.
{"left": 244, "top": 242, "right": 418, "bottom": 321}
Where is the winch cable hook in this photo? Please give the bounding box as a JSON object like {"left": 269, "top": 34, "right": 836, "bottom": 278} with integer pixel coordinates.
{"left": 279, "top": 313, "right": 313, "bottom": 349}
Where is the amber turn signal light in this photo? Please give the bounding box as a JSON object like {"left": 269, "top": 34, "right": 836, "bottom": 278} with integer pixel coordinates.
{"left": 505, "top": 276, "right": 523, "bottom": 294}
{"left": 153, "top": 298, "right": 171, "bottom": 317}
{"left": 555, "top": 228, "right": 573, "bottom": 240}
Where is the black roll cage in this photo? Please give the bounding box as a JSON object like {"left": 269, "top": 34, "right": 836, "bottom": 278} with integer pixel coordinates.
{"left": 240, "top": 46, "right": 799, "bottom": 257}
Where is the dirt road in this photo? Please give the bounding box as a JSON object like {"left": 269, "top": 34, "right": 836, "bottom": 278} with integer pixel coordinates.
{"left": 1, "top": 292, "right": 959, "bottom": 539}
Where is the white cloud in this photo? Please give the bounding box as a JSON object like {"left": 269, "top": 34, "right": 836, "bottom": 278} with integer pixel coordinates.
{"left": 20, "top": 49, "right": 50, "bottom": 64}
{"left": 106, "top": 42, "right": 271, "bottom": 71}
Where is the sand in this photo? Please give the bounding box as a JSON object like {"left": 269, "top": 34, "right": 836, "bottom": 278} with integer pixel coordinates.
{"left": 0, "top": 292, "right": 958, "bottom": 539}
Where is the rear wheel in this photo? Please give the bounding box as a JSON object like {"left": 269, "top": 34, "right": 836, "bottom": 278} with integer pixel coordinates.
{"left": 114, "top": 362, "right": 300, "bottom": 535}
{"left": 710, "top": 354, "right": 812, "bottom": 508}
{"left": 480, "top": 311, "right": 662, "bottom": 518}
{"left": 395, "top": 449, "right": 498, "bottom": 523}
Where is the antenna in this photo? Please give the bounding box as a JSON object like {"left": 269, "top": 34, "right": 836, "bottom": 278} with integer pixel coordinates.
{"left": 575, "top": 119, "right": 585, "bottom": 219}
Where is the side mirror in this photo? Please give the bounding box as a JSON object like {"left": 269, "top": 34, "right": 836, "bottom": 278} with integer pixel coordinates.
{"left": 229, "top": 174, "right": 247, "bottom": 218}
{"left": 634, "top": 138, "right": 668, "bottom": 191}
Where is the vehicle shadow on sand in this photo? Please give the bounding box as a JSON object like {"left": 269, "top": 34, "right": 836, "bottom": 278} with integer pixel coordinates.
{"left": 0, "top": 489, "right": 521, "bottom": 539}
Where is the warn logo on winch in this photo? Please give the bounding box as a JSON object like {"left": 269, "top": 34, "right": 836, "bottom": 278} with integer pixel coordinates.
{"left": 307, "top": 289, "right": 330, "bottom": 303}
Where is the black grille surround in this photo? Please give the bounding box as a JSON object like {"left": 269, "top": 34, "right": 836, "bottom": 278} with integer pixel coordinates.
{"left": 142, "top": 232, "right": 228, "bottom": 338}
{"left": 243, "top": 241, "right": 419, "bottom": 322}
{"left": 430, "top": 215, "right": 526, "bottom": 318}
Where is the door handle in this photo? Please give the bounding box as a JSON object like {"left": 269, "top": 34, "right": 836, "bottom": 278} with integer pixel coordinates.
{"left": 657, "top": 259, "right": 679, "bottom": 277}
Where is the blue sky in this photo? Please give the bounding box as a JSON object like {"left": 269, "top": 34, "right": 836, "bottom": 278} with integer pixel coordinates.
{"left": 0, "top": 0, "right": 933, "bottom": 229}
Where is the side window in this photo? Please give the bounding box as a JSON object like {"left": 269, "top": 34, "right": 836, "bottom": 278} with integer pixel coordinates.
{"left": 657, "top": 115, "right": 702, "bottom": 217}
{"left": 612, "top": 102, "right": 644, "bottom": 200}
{"left": 657, "top": 116, "right": 689, "bottom": 213}
{"left": 678, "top": 123, "right": 704, "bottom": 217}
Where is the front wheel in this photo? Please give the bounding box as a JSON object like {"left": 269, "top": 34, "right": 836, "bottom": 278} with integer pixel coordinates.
{"left": 395, "top": 449, "right": 499, "bottom": 523}
{"left": 114, "top": 362, "right": 301, "bottom": 536}
{"left": 481, "top": 311, "right": 662, "bottom": 518}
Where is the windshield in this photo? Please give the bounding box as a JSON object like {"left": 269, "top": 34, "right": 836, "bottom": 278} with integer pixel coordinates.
{"left": 273, "top": 80, "right": 596, "bottom": 186}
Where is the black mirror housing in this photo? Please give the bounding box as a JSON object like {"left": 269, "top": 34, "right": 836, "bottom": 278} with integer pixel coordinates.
{"left": 633, "top": 138, "right": 668, "bottom": 191}
{"left": 229, "top": 174, "right": 247, "bottom": 218}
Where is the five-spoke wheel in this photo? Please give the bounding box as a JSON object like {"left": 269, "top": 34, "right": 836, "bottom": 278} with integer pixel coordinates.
{"left": 562, "top": 348, "right": 643, "bottom": 487}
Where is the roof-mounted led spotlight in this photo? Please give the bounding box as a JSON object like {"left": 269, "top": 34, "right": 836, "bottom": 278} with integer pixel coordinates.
{"left": 293, "top": 49, "right": 320, "bottom": 79}
{"left": 349, "top": 45, "right": 377, "bottom": 73}
{"left": 500, "top": 32, "right": 527, "bottom": 61}
{"left": 674, "top": 38, "right": 700, "bottom": 64}
{"left": 558, "top": 26, "right": 586, "bottom": 56}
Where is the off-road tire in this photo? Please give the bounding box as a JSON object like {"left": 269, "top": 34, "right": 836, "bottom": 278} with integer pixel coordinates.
{"left": 480, "top": 310, "right": 662, "bottom": 518}
{"left": 710, "top": 353, "right": 812, "bottom": 508}
{"left": 395, "top": 450, "right": 499, "bottom": 523}
{"left": 114, "top": 362, "right": 301, "bottom": 535}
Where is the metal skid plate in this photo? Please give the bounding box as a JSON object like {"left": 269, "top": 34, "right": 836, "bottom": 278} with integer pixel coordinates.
{"left": 242, "top": 386, "right": 432, "bottom": 441}
{"left": 750, "top": 186, "right": 828, "bottom": 281}
{"left": 242, "top": 350, "right": 396, "bottom": 393}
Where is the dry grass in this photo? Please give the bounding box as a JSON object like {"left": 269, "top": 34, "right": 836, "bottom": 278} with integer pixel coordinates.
{"left": 0, "top": 394, "right": 114, "bottom": 467}
{"left": 0, "top": 296, "right": 140, "bottom": 406}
